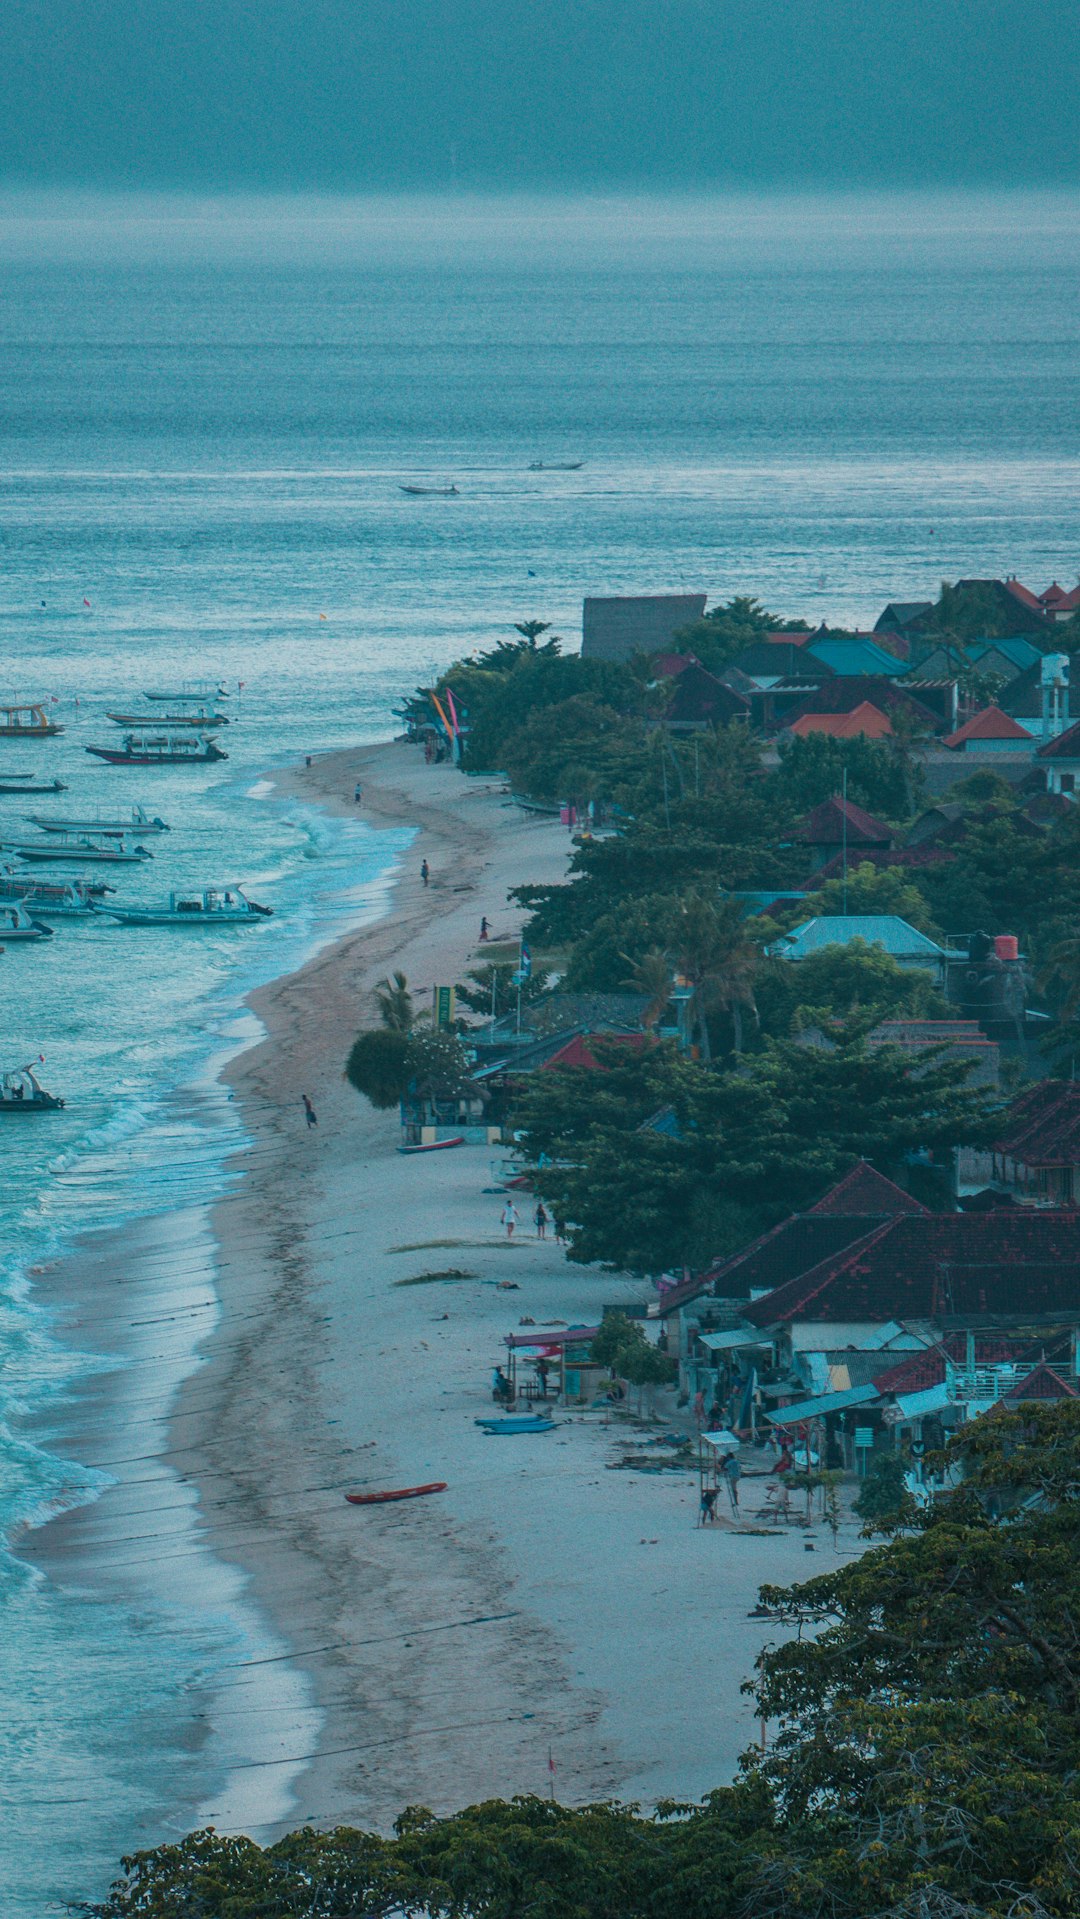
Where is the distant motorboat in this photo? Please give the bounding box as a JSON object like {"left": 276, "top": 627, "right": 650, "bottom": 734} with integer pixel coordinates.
{"left": 0, "top": 904, "right": 54, "bottom": 942}
{"left": 143, "top": 681, "right": 228, "bottom": 703}
{"left": 26, "top": 804, "right": 169, "bottom": 835}
{"left": 399, "top": 483, "right": 459, "bottom": 496}
{"left": 86, "top": 733, "right": 227, "bottom": 765}
{"left": 2, "top": 833, "right": 152, "bottom": 864}
{"left": 0, "top": 1062, "right": 64, "bottom": 1110}
{"left": 0, "top": 703, "right": 63, "bottom": 738}
{"left": 106, "top": 709, "right": 230, "bottom": 728}
{"left": 103, "top": 885, "right": 272, "bottom": 927}
{"left": 528, "top": 461, "right": 584, "bottom": 471}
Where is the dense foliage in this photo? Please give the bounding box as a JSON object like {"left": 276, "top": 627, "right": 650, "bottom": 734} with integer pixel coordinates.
{"left": 94, "top": 1406, "right": 1080, "bottom": 1919}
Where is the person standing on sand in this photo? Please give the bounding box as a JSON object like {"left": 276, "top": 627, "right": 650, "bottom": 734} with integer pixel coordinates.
{"left": 302, "top": 1094, "right": 318, "bottom": 1129}
{"left": 479, "top": 916, "right": 489, "bottom": 940}
{"left": 421, "top": 858, "right": 430, "bottom": 886}
{"left": 534, "top": 1201, "right": 549, "bottom": 1239}
{"left": 720, "top": 1451, "right": 741, "bottom": 1513}
{"left": 354, "top": 781, "right": 362, "bottom": 804}
{"left": 501, "top": 1200, "right": 520, "bottom": 1239}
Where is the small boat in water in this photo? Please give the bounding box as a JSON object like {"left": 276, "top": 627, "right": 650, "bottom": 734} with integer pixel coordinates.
{"left": 345, "top": 1482, "right": 447, "bottom": 1505}
{"left": 0, "top": 1062, "right": 64, "bottom": 1110}
{"left": 86, "top": 733, "right": 227, "bottom": 765}
{"left": 0, "top": 776, "right": 69, "bottom": 795}
{"left": 528, "top": 461, "right": 584, "bottom": 471}
{"left": 2, "top": 833, "right": 152, "bottom": 864}
{"left": 474, "top": 1415, "right": 557, "bottom": 1434}
{"left": 0, "top": 904, "right": 54, "bottom": 942}
{"left": 106, "top": 709, "right": 230, "bottom": 728}
{"left": 399, "top": 484, "right": 459, "bottom": 496}
{"left": 143, "top": 681, "right": 228, "bottom": 704}
{"left": 0, "top": 863, "right": 113, "bottom": 900}
{"left": 0, "top": 879, "right": 99, "bottom": 918}
{"left": 0, "top": 703, "right": 63, "bottom": 738}
{"left": 25, "top": 804, "right": 169, "bottom": 836}
{"left": 103, "top": 885, "right": 272, "bottom": 926}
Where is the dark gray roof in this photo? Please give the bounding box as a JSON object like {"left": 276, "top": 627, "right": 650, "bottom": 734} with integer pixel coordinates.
{"left": 581, "top": 595, "right": 707, "bottom": 663}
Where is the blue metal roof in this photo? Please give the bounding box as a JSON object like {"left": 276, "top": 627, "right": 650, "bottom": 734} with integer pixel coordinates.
{"left": 766, "top": 1384, "right": 881, "bottom": 1423}
{"left": 772, "top": 915, "right": 948, "bottom": 961}
{"left": 806, "top": 638, "right": 907, "bottom": 677}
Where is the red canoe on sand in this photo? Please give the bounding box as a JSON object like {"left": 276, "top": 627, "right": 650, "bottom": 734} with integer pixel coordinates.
{"left": 345, "top": 1481, "right": 447, "bottom": 1505}
{"left": 397, "top": 1136, "right": 464, "bottom": 1155}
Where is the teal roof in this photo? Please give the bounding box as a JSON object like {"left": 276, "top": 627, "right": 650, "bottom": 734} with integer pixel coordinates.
{"left": 807, "top": 638, "right": 907, "bottom": 677}
{"left": 772, "top": 915, "right": 948, "bottom": 962}
{"left": 966, "top": 637, "right": 1042, "bottom": 672}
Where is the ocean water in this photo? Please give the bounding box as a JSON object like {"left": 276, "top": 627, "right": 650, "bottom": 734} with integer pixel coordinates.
{"left": 1, "top": 188, "right": 1079, "bottom": 1912}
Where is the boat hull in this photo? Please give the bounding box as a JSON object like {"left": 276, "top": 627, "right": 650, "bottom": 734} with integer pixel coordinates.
{"left": 0, "top": 781, "right": 68, "bottom": 795}
{"left": 106, "top": 712, "right": 229, "bottom": 728}
{"left": 397, "top": 1135, "right": 465, "bottom": 1154}
{"left": 104, "top": 909, "right": 261, "bottom": 926}
{"left": 4, "top": 844, "right": 150, "bottom": 863}
{"left": 475, "top": 1417, "right": 556, "bottom": 1433}
{"left": 86, "top": 746, "right": 227, "bottom": 765}
{"left": 345, "top": 1481, "right": 447, "bottom": 1505}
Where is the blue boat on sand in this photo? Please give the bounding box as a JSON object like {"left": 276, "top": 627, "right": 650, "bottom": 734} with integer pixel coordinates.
{"left": 475, "top": 1414, "right": 556, "bottom": 1434}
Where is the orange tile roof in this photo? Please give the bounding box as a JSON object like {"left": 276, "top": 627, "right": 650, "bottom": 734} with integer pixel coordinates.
{"left": 788, "top": 701, "right": 893, "bottom": 740}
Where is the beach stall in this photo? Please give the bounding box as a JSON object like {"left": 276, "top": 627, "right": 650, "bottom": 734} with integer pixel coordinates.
{"left": 501, "top": 1324, "right": 602, "bottom": 1406}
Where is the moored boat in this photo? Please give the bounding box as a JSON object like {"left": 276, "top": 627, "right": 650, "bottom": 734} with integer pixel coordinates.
{"left": 345, "top": 1482, "right": 447, "bottom": 1505}
{"left": 106, "top": 709, "right": 229, "bottom": 728}
{"left": 25, "top": 804, "right": 169, "bottom": 835}
{"left": 0, "top": 904, "right": 54, "bottom": 941}
{"left": 528, "top": 460, "right": 584, "bottom": 470}
{"left": 103, "top": 885, "right": 272, "bottom": 926}
{"left": 0, "top": 777, "right": 69, "bottom": 795}
{"left": 2, "top": 833, "right": 153, "bottom": 864}
{"left": 86, "top": 733, "right": 227, "bottom": 765}
{"left": 0, "top": 863, "right": 113, "bottom": 899}
{"left": 0, "top": 703, "right": 63, "bottom": 738}
{"left": 0, "top": 879, "right": 99, "bottom": 918}
{"left": 0, "top": 1062, "right": 64, "bottom": 1110}
{"left": 143, "top": 681, "right": 228, "bottom": 703}
{"left": 399, "top": 483, "right": 459, "bottom": 496}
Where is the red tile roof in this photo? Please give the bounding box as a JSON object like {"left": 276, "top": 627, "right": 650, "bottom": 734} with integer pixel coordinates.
{"left": 539, "top": 1033, "right": 648, "bottom": 1072}
{"left": 1038, "top": 718, "right": 1080, "bottom": 759}
{"left": 765, "top": 630, "right": 814, "bottom": 645}
{"left": 807, "top": 1160, "right": 927, "bottom": 1216}
{"left": 943, "top": 704, "right": 1035, "bottom": 747}
{"left": 1003, "top": 1362, "right": 1078, "bottom": 1401}
{"left": 789, "top": 701, "right": 893, "bottom": 740}
{"left": 742, "top": 1212, "right": 1080, "bottom": 1328}
{"left": 1005, "top": 580, "right": 1044, "bottom": 612}
{"left": 873, "top": 1347, "right": 947, "bottom": 1394}
{"left": 992, "top": 1080, "right": 1080, "bottom": 1169}
{"left": 791, "top": 796, "right": 894, "bottom": 847}
{"left": 811, "top": 845, "right": 953, "bottom": 882}
{"left": 783, "top": 678, "right": 942, "bottom": 731}
{"left": 651, "top": 652, "right": 697, "bottom": 677}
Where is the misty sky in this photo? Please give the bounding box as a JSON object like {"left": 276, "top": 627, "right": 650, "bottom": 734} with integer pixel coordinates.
{"left": 3, "top": 0, "right": 1079, "bottom": 191}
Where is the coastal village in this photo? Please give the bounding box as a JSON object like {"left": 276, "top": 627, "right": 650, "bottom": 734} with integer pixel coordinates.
{"left": 344, "top": 576, "right": 1080, "bottom": 1523}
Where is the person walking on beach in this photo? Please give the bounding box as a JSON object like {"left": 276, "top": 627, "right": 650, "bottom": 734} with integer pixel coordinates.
{"left": 479, "top": 915, "right": 490, "bottom": 941}
{"left": 534, "top": 1201, "right": 549, "bottom": 1239}
{"left": 720, "top": 1451, "right": 741, "bottom": 1513}
{"left": 700, "top": 1485, "right": 719, "bottom": 1525}
{"left": 421, "top": 858, "right": 430, "bottom": 886}
{"left": 501, "top": 1200, "right": 520, "bottom": 1239}
{"left": 354, "top": 781, "right": 362, "bottom": 804}
{"left": 302, "top": 1094, "right": 318, "bottom": 1129}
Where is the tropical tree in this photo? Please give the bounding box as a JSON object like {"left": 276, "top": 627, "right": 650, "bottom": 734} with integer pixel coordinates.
{"left": 668, "top": 893, "right": 761, "bottom": 1056}
{"left": 375, "top": 970, "right": 414, "bottom": 1032}
{"left": 344, "top": 1028, "right": 414, "bottom": 1108}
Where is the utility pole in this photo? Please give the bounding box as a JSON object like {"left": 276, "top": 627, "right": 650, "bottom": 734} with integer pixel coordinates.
{"left": 841, "top": 765, "right": 849, "bottom": 914}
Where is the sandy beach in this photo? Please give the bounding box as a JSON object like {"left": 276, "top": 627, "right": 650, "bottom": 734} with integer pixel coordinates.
{"left": 168, "top": 739, "right": 865, "bottom": 1835}
{"left": 25, "top": 739, "right": 865, "bottom": 1869}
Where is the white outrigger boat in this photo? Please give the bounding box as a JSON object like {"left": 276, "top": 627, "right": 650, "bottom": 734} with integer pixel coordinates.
{"left": 0, "top": 879, "right": 99, "bottom": 918}
{"left": 143, "top": 681, "right": 228, "bottom": 704}
{"left": 2, "top": 833, "right": 152, "bottom": 864}
{"left": 106, "top": 708, "right": 229, "bottom": 728}
{"left": 0, "top": 903, "right": 54, "bottom": 941}
{"left": 86, "top": 733, "right": 227, "bottom": 765}
{"left": 0, "top": 1062, "right": 64, "bottom": 1111}
{"left": 25, "top": 804, "right": 169, "bottom": 836}
{"left": 103, "top": 885, "right": 272, "bottom": 927}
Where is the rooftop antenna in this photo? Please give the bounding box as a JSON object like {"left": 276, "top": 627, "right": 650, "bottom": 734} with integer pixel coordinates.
{"left": 841, "top": 765, "right": 849, "bottom": 914}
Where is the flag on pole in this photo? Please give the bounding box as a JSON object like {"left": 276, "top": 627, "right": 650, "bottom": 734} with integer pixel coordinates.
{"left": 519, "top": 941, "right": 531, "bottom": 979}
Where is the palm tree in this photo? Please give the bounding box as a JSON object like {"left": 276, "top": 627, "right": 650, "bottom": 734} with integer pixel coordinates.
{"left": 622, "top": 947, "right": 674, "bottom": 1029}
{"left": 669, "top": 894, "right": 760, "bottom": 1058}
{"left": 1039, "top": 930, "right": 1080, "bottom": 1024}
{"left": 374, "top": 971, "right": 414, "bottom": 1033}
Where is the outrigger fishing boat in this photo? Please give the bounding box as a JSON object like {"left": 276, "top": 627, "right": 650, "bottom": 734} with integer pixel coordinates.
{"left": 399, "top": 483, "right": 459, "bottom": 496}
{"left": 85, "top": 733, "right": 227, "bottom": 765}
{"left": 0, "top": 904, "right": 54, "bottom": 941}
{"left": 528, "top": 460, "right": 584, "bottom": 470}
{"left": 106, "top": 708, "right": 229, "bottom": 728}
{"left": 345, "top": 1482, "right": 447, "bottom": 1505}
{"left": 103, "top": 885, "right": 272, "bottom": 926}
{"left": 143, "top": 680, "right": 228, "bottom": 704}
{"left": 2, "top": 833, "right": 152, "bottom": 864}
{"left": 25, "top": 804, "right": 169, "bottom": 835}
{"left": 0, "top": 703, "right": 63, "bottom": 738}
{"left": 0, "top": 1062, "right": 64, "bottom": 1111}
{"left": 0, "top": 879, "right": 99, "bottom": 918}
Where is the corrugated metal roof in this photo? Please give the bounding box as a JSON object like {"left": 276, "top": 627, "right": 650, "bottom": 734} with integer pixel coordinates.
{"left": 765, "top": 1384, "right": 880, "bottom": 1423}
{"left": 773, "top": 915, "right": 947, "bottom": 961}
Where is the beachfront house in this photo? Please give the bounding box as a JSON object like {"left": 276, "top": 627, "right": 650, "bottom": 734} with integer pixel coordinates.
{"left": 769, "top": 914, "right": 950, "bottom": 981}
{"left": 788, "top": 794, "right": 895, "bottom": 872}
